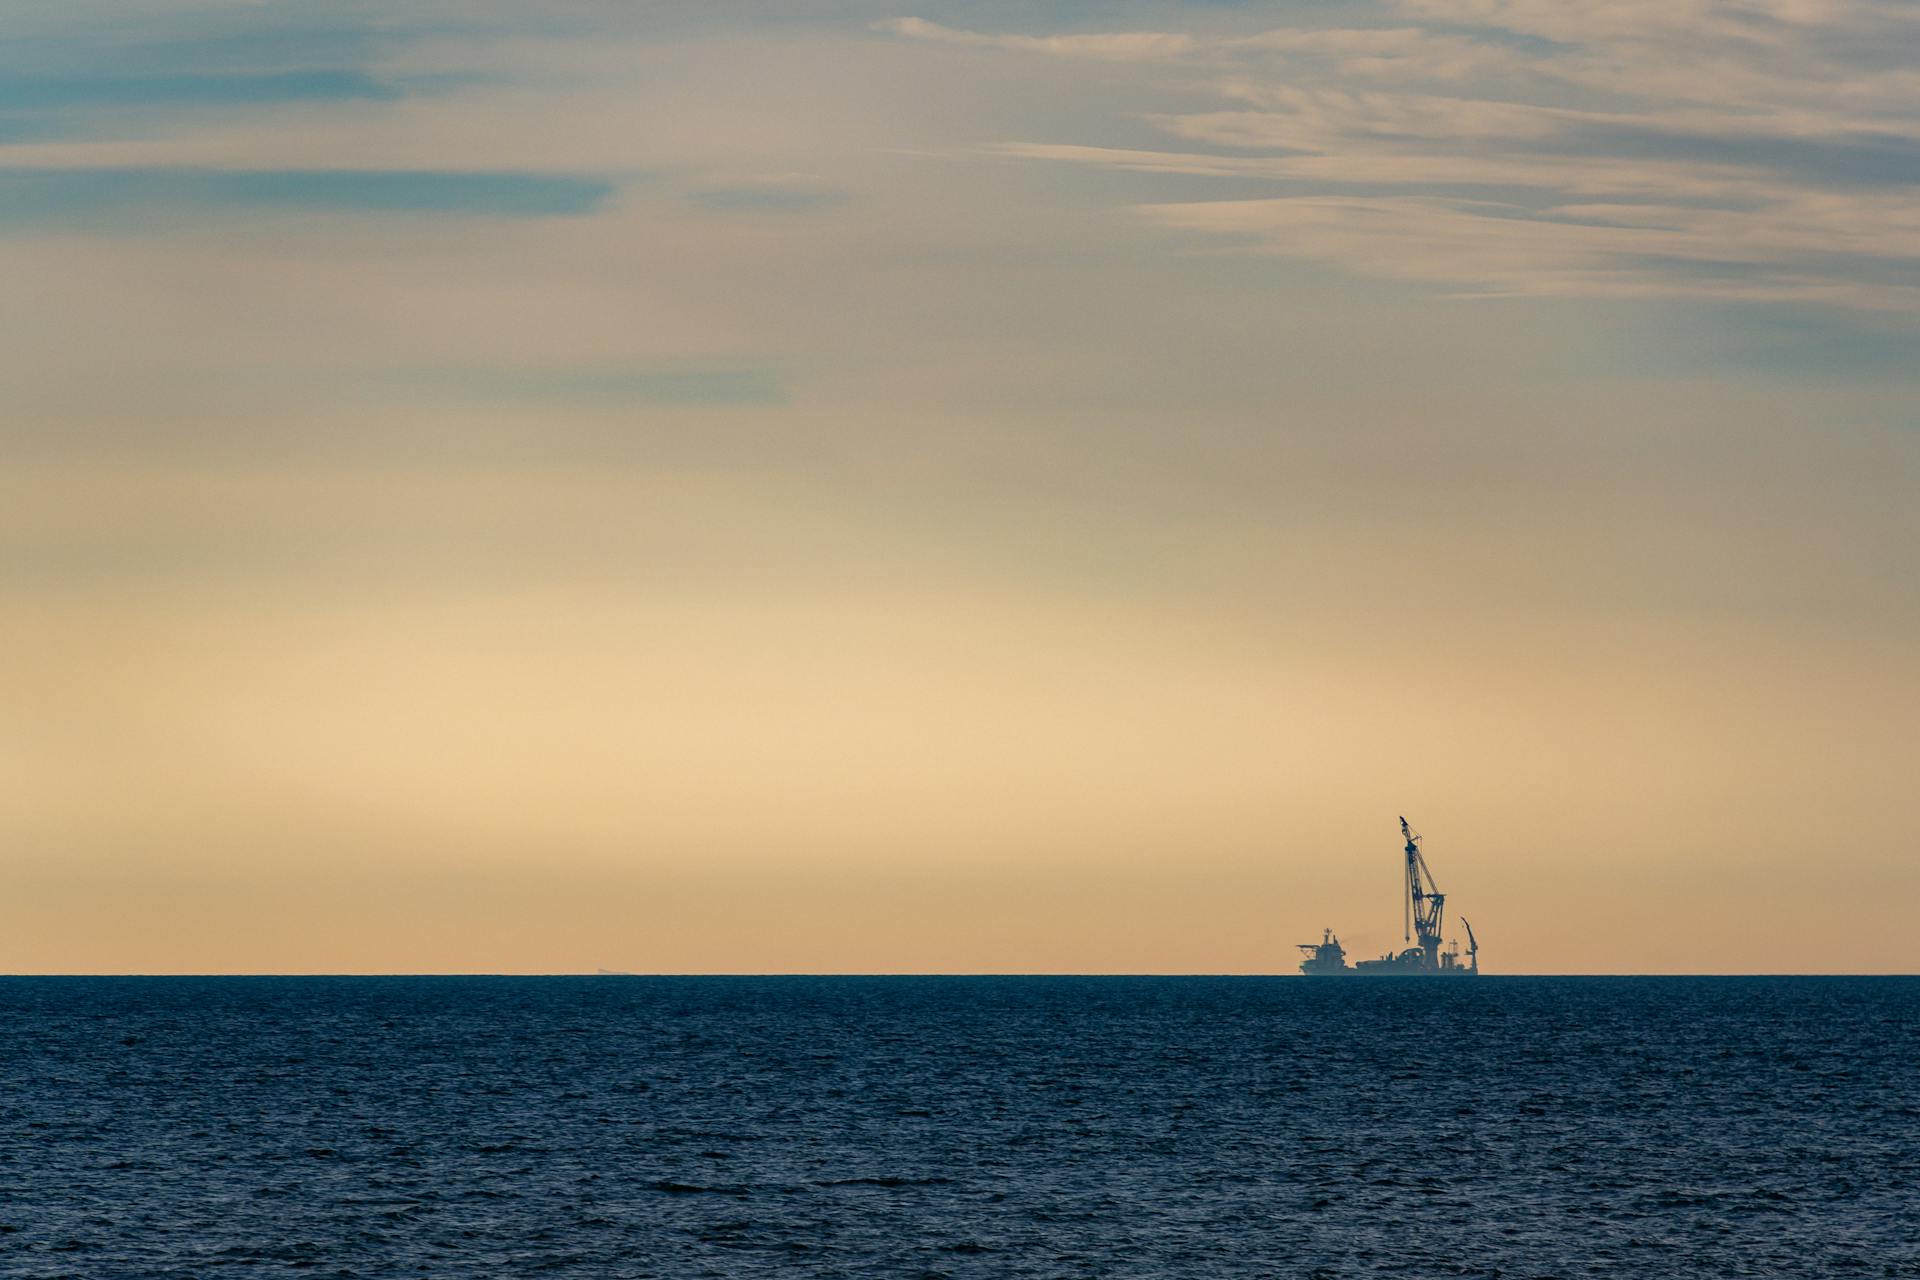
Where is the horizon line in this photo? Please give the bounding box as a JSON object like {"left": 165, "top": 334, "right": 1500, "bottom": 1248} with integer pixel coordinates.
{"left": 3, "top": 972, "right": 1916, "bottom": 980}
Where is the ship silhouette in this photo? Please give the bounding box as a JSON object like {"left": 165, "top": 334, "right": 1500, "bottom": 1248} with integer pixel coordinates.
{"left": 1299, "top": 818, "right": 1479, "bottom": 976}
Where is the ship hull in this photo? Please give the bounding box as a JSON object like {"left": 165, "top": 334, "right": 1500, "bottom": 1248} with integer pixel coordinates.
{"left": 1303, "top": 966, "right": 1477, "bottom": 977}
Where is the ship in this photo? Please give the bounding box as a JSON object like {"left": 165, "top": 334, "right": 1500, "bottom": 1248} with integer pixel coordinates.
{"left": 1298, "top": 817, "right": 1479, "bottom": 976}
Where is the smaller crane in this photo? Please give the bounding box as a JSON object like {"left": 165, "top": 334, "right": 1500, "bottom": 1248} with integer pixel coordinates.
{"left": 1461, "top": 917, "right": 1479, "bottom": 973}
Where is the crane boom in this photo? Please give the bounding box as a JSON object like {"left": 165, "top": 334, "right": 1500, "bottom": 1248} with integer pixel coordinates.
{"left": 1399, "top": 816, "right": 1446, "bottom": 963}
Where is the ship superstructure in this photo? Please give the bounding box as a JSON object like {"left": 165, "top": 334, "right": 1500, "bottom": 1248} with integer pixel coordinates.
{"left": 1298, "top": 928, "right": 1348, "bottom": 975}
{"left": 1298, "top": 817, "right": 1479, "bottom": 976}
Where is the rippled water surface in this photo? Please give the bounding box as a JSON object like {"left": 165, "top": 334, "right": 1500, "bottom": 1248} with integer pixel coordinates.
{"left": 3, "top": 976, "right": 1916, "bottom": 1277}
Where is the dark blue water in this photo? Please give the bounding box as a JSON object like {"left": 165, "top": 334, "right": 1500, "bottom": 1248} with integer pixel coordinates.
{"left": 2, "top": 977, "right": 1915, "bottom": 1278}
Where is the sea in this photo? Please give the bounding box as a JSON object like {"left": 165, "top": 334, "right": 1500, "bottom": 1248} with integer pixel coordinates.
{"left": 2, "top": 976, "right": 1914, "bottom": 1278}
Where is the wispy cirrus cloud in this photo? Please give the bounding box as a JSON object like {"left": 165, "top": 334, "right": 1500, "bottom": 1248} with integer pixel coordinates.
{"left": 685, "top": 173, "right": 848, "bottom": 213}
{"left": 1138, "top": 191, "right": 1920, "bottom": 309}
{"left": 372, "top": 364, "right": 788, "bottom": 407}
{"left": 872, "top": 17, "right": 1194, "bottom": 62}
{"left": 1222, "top": 26, "right": 1533, "bottom": 82}
{"left": 1389, "top": 0, "right": 1911, "bottom": 47}
{"left": 894, "top": 2, "right": 1920, "bottom": 309}
{"left": 0, "top": 167, "right": 615, "bottom": 229}
{"left": 0, "top": 70, "right": 401, "bottom": 113}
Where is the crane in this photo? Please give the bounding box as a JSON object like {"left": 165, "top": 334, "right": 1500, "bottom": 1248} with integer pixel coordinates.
{"left": 1399, "top": 816, "right": 1446, "bottom": 964}
{"left": 1461, "top": 917, "right": 1480, "bottom": 972}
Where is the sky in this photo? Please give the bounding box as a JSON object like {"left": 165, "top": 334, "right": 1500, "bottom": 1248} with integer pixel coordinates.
{"left": 3, "top": 0, "right": 1916, "bottom": 974}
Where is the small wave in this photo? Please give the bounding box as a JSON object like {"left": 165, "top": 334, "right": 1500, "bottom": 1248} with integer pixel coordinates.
{"left": 650, "top": 1180, "right": 750, "bottom": 1196}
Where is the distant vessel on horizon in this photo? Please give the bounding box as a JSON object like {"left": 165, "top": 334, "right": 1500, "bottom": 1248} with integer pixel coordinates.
{"left": 1299, "top": 818, "right": 1479, "bottom": 976}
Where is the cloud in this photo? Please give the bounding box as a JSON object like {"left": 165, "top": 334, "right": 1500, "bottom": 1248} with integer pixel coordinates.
{"left": 873, "top": 17, "right": 1194, "bottom": 62}
{"left": 375, "top": 365, "right": 789, "bottom": 407}
{"left": 1225, "top": 27, "right": 1532, "bottom": 81}
{"left": 993, "top": 142, "right": 1764, "bottom": 203}
{"left": 875, "top": 15, "right": 1525, "bottom": 75}
{"left": 1137, "top": 194, "right": 1920, "bottom": 309}
{"left": 0, "top": 167, "right": 615, "bottom": 228}
{"left": 0, "top": 70, "right": 400, "bottom": 112}
{"left": 686, "top": 175, "right": 848, "bottom": 213}
{"left": 1145, "top": 94, "right": 1568, "bottom": 148}
{"left": 959, "top": 1, "right": 1920, "bottom": 308}
{"left": 1387, "top": 0, "right": 1899, "bottom": 46}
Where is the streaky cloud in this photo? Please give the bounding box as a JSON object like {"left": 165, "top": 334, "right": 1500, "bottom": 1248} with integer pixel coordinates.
{"left": 0, "top": 70, "right": 400, "bottom": 113}
{"left": 381, "top": 366, "right": 789, "bottom": 407}
{"left": 686, "top": 183, "right": 849, "bottom": 213}
{"left": 873, "top": 16, "right": 1194, "bottom": 61}
{"left": 962, "top": 0, "right": 1920, "bottom": 309}
{"left": 0, "top": 168, "right": 617, "bottom": 227}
